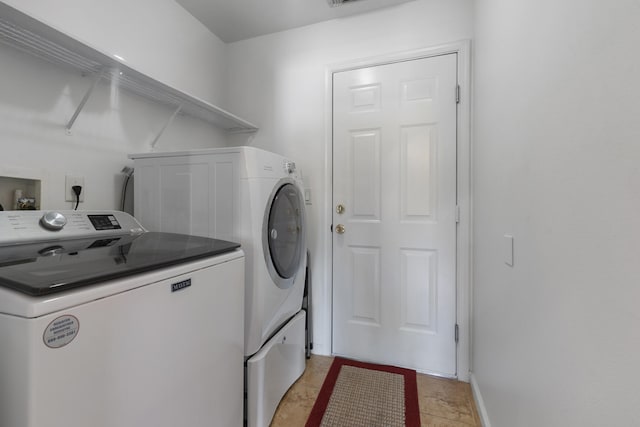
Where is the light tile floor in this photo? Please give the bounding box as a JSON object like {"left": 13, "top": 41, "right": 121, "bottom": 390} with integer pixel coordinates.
{"left": 271, "top": 355, "right": 481, "bottom": 427}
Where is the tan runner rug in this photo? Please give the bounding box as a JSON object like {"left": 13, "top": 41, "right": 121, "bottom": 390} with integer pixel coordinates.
{"left": 305, "top": 357, "right": 420, "bottom": 427}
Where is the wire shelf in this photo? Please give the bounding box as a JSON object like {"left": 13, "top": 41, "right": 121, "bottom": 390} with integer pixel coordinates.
{"left": 0, "top": 7, "right": 258, "bottom": 133}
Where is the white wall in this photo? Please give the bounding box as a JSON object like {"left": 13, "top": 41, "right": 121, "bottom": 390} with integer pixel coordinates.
{"left": 226, "top": 0, "right": 474, "bottom": 355}
{"left": 472, "top": 0, "right": 640, "bottom": 425}
{"left": 0, "top": 0, "right": 232, "bottom": 212}
{"left": 0, "top": 0, "right": 228, "bottom": 105}
{"left": 0, "top": 42, "right": 227, "bottom": 211}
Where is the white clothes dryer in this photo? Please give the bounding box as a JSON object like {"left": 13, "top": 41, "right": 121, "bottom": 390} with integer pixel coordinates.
{"left": 131, "top": 147, "right": 307, "bottom": 427}
{"left": 238, "top": 149, "right": 307, "bottom": 356}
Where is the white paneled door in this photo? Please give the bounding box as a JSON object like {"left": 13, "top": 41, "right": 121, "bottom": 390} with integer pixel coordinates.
{"left": 332, "top": 53, "right": 458, "bottom": 376}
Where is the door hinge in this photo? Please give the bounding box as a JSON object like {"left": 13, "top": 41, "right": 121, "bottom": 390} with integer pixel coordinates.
{"left": 456, "top": 84, "right": 460, "bottom": 104}
{"left": 455, "top": 324, "right": 459, "bottom": 343}
{"left": 455, "top": 205, "right": 460, "bottom": 223}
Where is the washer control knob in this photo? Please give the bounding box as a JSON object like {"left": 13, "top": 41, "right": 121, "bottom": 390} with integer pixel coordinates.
{"left": 40, "top": 211, "right": 67, "bottom": 231}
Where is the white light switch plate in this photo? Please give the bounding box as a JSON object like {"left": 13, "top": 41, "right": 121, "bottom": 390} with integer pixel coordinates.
{"left": 504, "top": 234, "right": 514, "bottom": 267}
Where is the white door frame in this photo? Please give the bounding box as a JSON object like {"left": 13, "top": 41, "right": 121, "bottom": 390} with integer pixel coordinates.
{"left": 322, "top": 40, "right": 472, "bottom": 381}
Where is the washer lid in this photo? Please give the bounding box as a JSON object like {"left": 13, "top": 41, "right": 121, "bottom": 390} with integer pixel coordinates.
{"left": 0, "top": 232, "right": 240, "bottom": 296}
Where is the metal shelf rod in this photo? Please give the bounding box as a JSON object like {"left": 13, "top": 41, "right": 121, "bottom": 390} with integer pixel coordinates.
{"left": 65, "top": 68, "right": 105, "bottom": 133}
{"left": 150, "top": 104, "right": 183, "bottom": 149}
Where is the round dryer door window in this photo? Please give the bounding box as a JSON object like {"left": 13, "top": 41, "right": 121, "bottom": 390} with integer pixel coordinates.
{"left": 264, "top": 181, "right": 305, "bottom": 289}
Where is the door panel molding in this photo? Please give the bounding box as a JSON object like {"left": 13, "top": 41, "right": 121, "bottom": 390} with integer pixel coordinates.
{"left": 322, "top": 40, "right": 471, "bottom": 381}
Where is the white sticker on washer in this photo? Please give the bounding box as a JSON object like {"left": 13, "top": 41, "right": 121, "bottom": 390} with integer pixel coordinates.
{"left": 43, "top": 315, "right": 79, "bottom": 348}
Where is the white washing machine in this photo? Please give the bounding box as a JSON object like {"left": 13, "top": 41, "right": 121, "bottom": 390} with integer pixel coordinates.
{"left": 130, "top": 146, "right": 307, "bottom": 427}
{"left": 0, "top": 210, "right": 245, "bottom": 427}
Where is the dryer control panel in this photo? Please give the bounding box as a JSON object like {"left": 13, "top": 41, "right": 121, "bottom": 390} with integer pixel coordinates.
{"left": 283, "top": 160, "right": 296, "bottom": 174}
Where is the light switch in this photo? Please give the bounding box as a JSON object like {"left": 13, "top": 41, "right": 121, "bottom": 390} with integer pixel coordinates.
{"left": 304, "top": 188, "right": 312, "bottom": 205}
{"left": 503, "top": 234, "right": 514, "bottom": 267}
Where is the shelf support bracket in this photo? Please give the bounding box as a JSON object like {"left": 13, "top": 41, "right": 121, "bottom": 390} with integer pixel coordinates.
{"left": 66, "top": 68, "right": 105, "bottom": 134}
{"left": 150, "top": 104, "right": 182, "bottom": 150}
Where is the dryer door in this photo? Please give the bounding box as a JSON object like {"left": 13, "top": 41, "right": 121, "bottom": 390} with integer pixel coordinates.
{"left": 263, "top": 178, "right": 305, "bottom": 289}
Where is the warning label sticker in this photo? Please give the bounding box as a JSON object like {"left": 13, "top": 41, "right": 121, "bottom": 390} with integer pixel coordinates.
{"left": 43, "top": 315, "right": 79, "bottom": 349}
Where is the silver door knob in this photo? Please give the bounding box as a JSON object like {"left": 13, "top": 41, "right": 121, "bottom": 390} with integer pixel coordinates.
{"left": 335, "top": 224, "right": 345, "bottom": 234}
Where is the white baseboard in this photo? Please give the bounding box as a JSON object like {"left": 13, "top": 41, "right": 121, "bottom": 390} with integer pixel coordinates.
{"left": 470, "top": 373, "right": 492, "bottom": 427}
{"left": 309, "top": 342, "right": 330, "bottom": 356}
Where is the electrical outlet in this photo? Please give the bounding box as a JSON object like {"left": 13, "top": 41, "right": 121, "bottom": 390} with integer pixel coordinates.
{"left": 65, "top": 175, "right": 85, "bottom": 202}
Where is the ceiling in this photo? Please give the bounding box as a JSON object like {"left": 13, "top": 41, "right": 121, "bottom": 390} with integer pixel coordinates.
{"left": 175, "top": 0, "right": 416, "bottom": 43}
